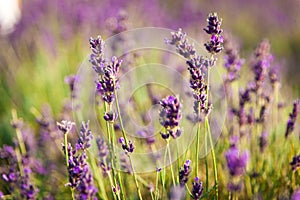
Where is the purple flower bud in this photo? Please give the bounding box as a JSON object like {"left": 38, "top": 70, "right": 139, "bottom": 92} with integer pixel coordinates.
{"left": 159, "top": 95, "right": 182, "bottom": 139}
{"left": 119, "top": 137, "right": 134, "bottom": 153}
{"left": 77, "top": 121, "right": 93, "bottom": 150}
{"left": 192, "top": 177, "right": 204, "bottom": 200}
{"left": 103, "top": 111, "right": 118, "bottom": 122}
{"left": 290, "top": 155, "right": 300, "bottom": 171}
{"left": 285, "top": 99, "right": 300, "bottom": 138}
{"left": 179, "top": 159, "right": 192, "bottom": 186}
{"left": 225, "top": 146, "right": 249, "bottom": 177}
{"left": 56, "top": 120, "right": 74, "bottom": 134}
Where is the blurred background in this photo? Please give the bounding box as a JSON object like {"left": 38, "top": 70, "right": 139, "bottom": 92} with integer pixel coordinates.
{"left": 0, "top": 0, "right": 300, "bottom": 144}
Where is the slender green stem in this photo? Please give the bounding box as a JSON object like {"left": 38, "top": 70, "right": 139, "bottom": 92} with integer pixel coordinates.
{"left": 12, "top": 110, "right": 26, "bottom": 156}
{"left": 195, "top": 119, "right": 201, "bottom": 178}
{"left": 114, "top": 89, "right": 129, "bottom": 145}
{"left": 185, "top": 184, "right": 193, "bottom": 197}
{"left": 104, "top": 102, "right": 121, "bottom": 200}
{"left": 155, "top": 170, "right": 159, "bottom": 200}
{"left": 114, "top": 89, "right": 144, "bottom": 199}
{"left": 167, "top": 140, "right": 176, "bottom": 186}
{"left": 129, "top": 156, "right": 143, "bottom": 200}
{"left": 204, "top": 121, "right": 209, "bottom": 192}
{"left": 206, "top": 117, "right": 218, "bottom": 199}
{"left": 88, "top": 152, "right": 109, "bottom": 200}
{"left": 64, "top": 134, "right": 69, "bottom": 167}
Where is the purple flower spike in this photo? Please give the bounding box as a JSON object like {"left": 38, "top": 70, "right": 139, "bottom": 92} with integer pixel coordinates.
{"left": 192, "top": 177, "right": 204, "bottom": 200}
{"left": 179, "top": 159, "right": 192, "bottom": 186}
{"left": 76, "top": 121, "right": 93, "bottom": 150}
{"left": 119, "top": 137, "right": 134, "bottom": 153}
{"left": 292, "top": 188, "right": 300, "bottom": 200}
{"left": 204, "top": 12, "right": 223, "bottom": 54}
{"left": 89, "top": 35, "right": 106, "bottom": 74}
{"left": 225, "top": 146, "right": 249, "bottom": 177}
{"left": 159, "top": 95, "right": 182, "bottom": 139}
{"left": 285, "top": 99, "right": 300, "bottom": 138}
{"left": 96, "top": 56, "right": 122, "bottom": 104}
{"left": 290, "top": 155, "right": 300, "bottom": 171}
{"left": 57, "top": 120, "right": 75, "bottom": 134}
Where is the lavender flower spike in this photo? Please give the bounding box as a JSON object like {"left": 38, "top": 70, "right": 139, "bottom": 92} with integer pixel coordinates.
{"left": 159, "top": 95, "right": 182, "bottom": 139}
{"left": 89, "top": 35, "right": 106, "bottom": 74}
{"left": 76, "top": 121, "right": 93, "bottom": 151}
{"left": 179, "top": 159, "right": 192, "bottom": 186}
{"left": 192, "top": 177, "right": 204, "bottom": 200}
{"left": 165, "top": 28, "right": 196, "bottom": 59}
{"left": 225, "top": 145, "right": 249, "bottom": 176}
{"left": 57, "top": 120, "right": 75, "bottom": 134}
{"left": 290, "top": 155, "right": 300, "bottom": 171}
{"left": 285, "top": 99, "right": 300, "bottom": 137}
{"left": 204, "top": 12, "right": 224, "bottom": 54}
{"left": 96, "top": 56, "right": 122, "bottom": 104}
{"left": 119, "top": 137, "right": 134, "bottom": 153}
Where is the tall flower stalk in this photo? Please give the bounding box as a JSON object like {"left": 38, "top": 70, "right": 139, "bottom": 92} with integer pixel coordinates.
{"left": 89, "top": 35, "right": 142, "bottom": 200}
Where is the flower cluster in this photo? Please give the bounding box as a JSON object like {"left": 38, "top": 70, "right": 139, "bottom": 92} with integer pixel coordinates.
{"left": 290, "top": 155, "right": 300, "bottom": 172}
{"left": 285, "top": 99, "right": 300, "bottom": 137}
{"left": 56, "top": 120, "right": 75, "bottom": 134}
{"left": 166, "top": 28, "right": 196, "bottom": 59}
{"left": 187, "top": 57, "right": 212, "bottom": 116}
{"left": 179, "top": 159, "right": 192, "bottom": 186}
{"left": 192, "top": 177, "right": 204, "bottom": 200}
{"left": 223, "top": 36, "right": 244, "bottom": 82}
{"left": 60, "top": 122, "right": 98, "bottom": 199}
{"left": 76, "top": 121, "right": 93, "bottom": 150}
{"left": 96, "top": 137, "right": 110, "bottom": 176}
{"left": 1, "top": 145, "right": 38, "bottom": 199}
{"left": 204, "top": 12, "right": 224, "bottom": 54}
{"left": 159, "top": 95, "right": 182, "bottom": 139}
{"left": 95, "top": 56, "right": 122, "bottom": 104}
{"left": 251, "top": 39, "right": 273, "bottom": 92}
{"left": 89, "top": 36, "right": 122, "bottom": 104}
{"left": 225, "top": 139, "right": 249, "bottom": 192}
{"left": 119, "top": 137, "right": 134, "bottom": 153}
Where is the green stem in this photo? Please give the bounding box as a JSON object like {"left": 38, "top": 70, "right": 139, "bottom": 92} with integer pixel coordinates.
{"left": 104, "top": 102, "right": 121, "bottom": 200}
{"left": 129, "top": 156, "right": 143, "bottom": 200}
{"left": 204, "top": 121, "right": 209, "bottom": 192}
{"left": 195, "top": 120, "right": 201, "bottom": 178}
{"left": 206, "top": 117, "right": 218, "bottom": 199}
{"left": 155, "top": 170, "right": 159, "bottom": 200}
{"left": 167, "top": 140, "right": 176, "bottom": 186}
{"left": 88, "top": 152, "right": 109, "bottom": 200}
{"left": 12, "top": 110, "right": 26, "bottom": 156}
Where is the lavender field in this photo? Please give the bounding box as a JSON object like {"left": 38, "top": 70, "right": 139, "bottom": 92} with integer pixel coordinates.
{"left": 0, "top": 1, "right": 300, "bottom": 199}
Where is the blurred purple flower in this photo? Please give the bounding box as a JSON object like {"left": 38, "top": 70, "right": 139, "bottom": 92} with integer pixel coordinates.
{"left": 285, "top": 99, "right": 300, "bottom": 138}
{"left": 251, "top": 39, "right": 273, "bottom": 92}
{"left": 225, "top": 146, "right": 249, "bottom": 176}
{"left": 76, "top": 121, "right": 93, "bottom": 151}
{"left": 290, "top": 155, "right": 300, "bottom": 172}
{"left": 169, "top": 185, "right": 185, "bottom": 200}
{"left": 292, "top": 188, "right": 300, "bottom": 200}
